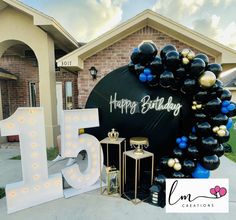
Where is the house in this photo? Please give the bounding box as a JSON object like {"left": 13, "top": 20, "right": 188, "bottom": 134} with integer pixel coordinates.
{"left": 220, "top": 68, "right": 236, "bottom": 103}
{"left": 0, "top": 0, "right": 79, "bottom": 146}
{"left": 57, "top": 9, "right": 236, "bottom": 108}
{"left": 1, "top": 1, "right": 236, "bottom": 147}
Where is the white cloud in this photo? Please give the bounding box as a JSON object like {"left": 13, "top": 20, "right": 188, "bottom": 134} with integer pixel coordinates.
{"left": 21, "top": 0, "right": 126, "bottom": 42}
{"left": 217, "top": 22, "right": 236, "bottom": 49}
{"left": 58, "top": 0, "right": 126, "bottom": 42}
{"left": 193, "top": 15, "right": 220, "bottom": 37}
{"left": 20, "top": 0, "right": 236, "bottom": 49}
{"left": 152, "top": 0, "right": 236, "bottom": 49}
{"left": 152, "top": 0, "right": 204, "bottom": 21}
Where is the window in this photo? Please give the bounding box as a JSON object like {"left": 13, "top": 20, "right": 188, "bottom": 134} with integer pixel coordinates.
{"left": 29, "top": 82, "right": 37, "bottom": 107}
{"left": 65, "top": 81, "right": 73, "bottom": 109}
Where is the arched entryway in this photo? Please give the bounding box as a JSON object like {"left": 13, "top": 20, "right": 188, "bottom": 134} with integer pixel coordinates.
{"left": 0, "top": 6, "right": 59, "bottom": 147}
{"left": 0, "top": 41, "right": 40, "bottom": 115}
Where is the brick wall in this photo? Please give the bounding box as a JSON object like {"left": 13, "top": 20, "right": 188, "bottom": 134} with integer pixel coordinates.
{"left": 0, "top": 55, "right": 78, "bottom": 119}
{"left": 0, "top": 55, "right": 39, "bottom": 118}
{"left": 78, "top": 26, "right": 215, "bottom": 108}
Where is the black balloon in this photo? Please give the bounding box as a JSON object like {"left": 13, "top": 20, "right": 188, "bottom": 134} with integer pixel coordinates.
{"left": 128, "top": 62, "right": 135, "bottom": 73}
{"left": 138, "top": 42, "right": 157, "bottom": 65}
{"left": 194, "top": 112, "right": 207, "bottom": 123}
{"left": 201, "top": 154, "right": 220, "bottom": 170}
{"left": 195, "top": 53, "right": 209, "bottom": 66}
{"left": 154, "top": 174, "right": 166, "bottom": 189}
{"left": 159, "top": 70, "right": 175, "bottom": 88}
{"left": 172, "top": 171, "right": 185, "bottom": 178}
{"left": 213, "top": 144, "right": 224, "bottom": 157}
{"left": 211, "top": 79, "right": 223, "bottom": 92}
{"left": 148, "top": 76, "right": 159, "bottom": 87}
{"left": 131, "top": 51, "right": 140, "bottom": 64}
{"left": 160, "top": 44, "right": 177, "bottom": 60}
{"left": 187, "top": 145, "right": 199, "bottom": 159}
{"left": 207, "top": 91, "right": 218, "bottom": 100}
{"left": 134, "top": 64, "right": 145, "bottom": 74}
{"left": 211, "top": 114, "right": 228, "bottom": 126}
{"left": 182, "top": 159, "right": 196, "bottom": 173}
{"left": 188, "top": 133, "right": 198, "bottom": 145}
{"left": 204, "top": 98, "right": 221, "bottom": 115}
{"left": 181, "top": 78, "right": 197, "bottom": 93}
{"left": 216, "top": 86, "right": 224, "bottom": 97}
{"left": 195, "top": 90, "right": 211, "bottom": 103}
{"left": 150, "top": 56, "right": 163, "bottom": 75}
{"left": 149, "top": 42, "right": 158, "bottom": 57}
{"left": 160, "top": 157, "right": 170, "bottom": 169}
{"left": 217, "top": 130, "right": 230, "bottom": 144}
{"left": 227, "top": 107, "right": 236, "bottom": 117}
{"left": 220, "top": 89, "right": 232, "bottom": 101}
{"left": 207, "top": 63, "right": 222, "bottom": 78}
{"left": 190, "top": 58, "right": 206, "bottom": 77}
{"left": 171, "top": 78, "right": 182, "bottom": 91}
{"left": 175, "top": 67, "right": 186, "bottom": 79}
{"left": 173, "top": 147, "right": 184, "bottom": 159}
{"left": 196, "top": 122, "right": 212, "bottom": 136}
{"left": 201, "top": 136, "right": 218, "bottom": 152}
{"left": 165, "top": 50, "right": 180, "bottom": 71}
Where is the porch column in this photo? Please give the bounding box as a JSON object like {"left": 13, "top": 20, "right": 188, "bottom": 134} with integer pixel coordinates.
{"left": 0, "top": 82, "right": 7, "bottom": 143}
{"left": 38, "top": 35, "right": 59, "bottom": 148}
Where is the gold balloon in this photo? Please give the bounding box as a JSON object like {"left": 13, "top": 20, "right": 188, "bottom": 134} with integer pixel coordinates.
{"left": 193, "top": 101, "right": 197, "bottom": 105}
{"left": 182, "top": 57, "right": 189, "bottom": 65}
{"left": 196, "top": 104, "right": 202, "bottom": 109}
{"left": 168, "top": 158, "right": 175, "bottom": 167}
{"left": 219, "top": 125, "right": 227, "bottom": 131}
{"left": 174, "top": 158, "right": 179, "bottom": 163}
{"left": 199, "top": 71, "right": 216, "bottom": 88}
{"left": 192, "top": 106, "right": 197, "bottom": 110}
{"left": 173, "top": 163, "right": 182, "bottom": 171}
{"left": 187, "top": 51, "right": 195, "bottom": 60}
{"left": 217, "top": 129, "right": 226, "bottom": 137}
{"left": 181, "top": 49, "right": 190, "bottom": 57}
{"left": 213, "top": 126, "right": 219, "bottom": 133}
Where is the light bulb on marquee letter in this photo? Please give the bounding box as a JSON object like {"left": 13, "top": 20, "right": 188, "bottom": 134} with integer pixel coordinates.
{"left": 0, "top": 108, "right": 63, "bottom": 214}
{"left": 61, "top": 109, "right": 103, "bottom": 189}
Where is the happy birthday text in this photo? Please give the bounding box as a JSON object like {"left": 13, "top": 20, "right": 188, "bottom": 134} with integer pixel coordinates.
{"left": 109, "top": 92, "right": 182, "bottom": 116}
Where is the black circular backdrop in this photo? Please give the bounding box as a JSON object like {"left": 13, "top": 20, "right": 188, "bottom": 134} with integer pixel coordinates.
{"left": 86, "top": 65, "right": 193, "bottom": 160}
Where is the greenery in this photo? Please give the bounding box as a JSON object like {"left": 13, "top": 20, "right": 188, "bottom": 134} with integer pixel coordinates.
{"left": 0, "top": 188, "right": 5, "bottom": 199}
{"left": 46, "top": 147, "right": 59, "bottom": 161}
{"left": 10, "top": 147, "right": 59, "bottom": 161}
{"left": 225, "top": 118, "right": 236, "bottom": 162}
{"left": 10, "top": 155, "right": 21, "bottom": 160}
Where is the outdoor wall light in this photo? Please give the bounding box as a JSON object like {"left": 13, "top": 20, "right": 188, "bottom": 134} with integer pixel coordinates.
{"left": 89, "top": 66, "right": 98, "bottom": 80}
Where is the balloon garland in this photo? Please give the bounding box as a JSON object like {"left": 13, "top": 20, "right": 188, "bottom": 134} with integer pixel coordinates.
{"left": 128, "top": 41, "right": 236, "bottom": 184}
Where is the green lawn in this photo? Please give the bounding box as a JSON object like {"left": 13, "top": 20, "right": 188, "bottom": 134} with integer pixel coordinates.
{"left": 225, "top": 118, "right": 236, "bottom": 162}
{"left": 0, "top": 188, "right": 5, "bottom": 199}
{"left": 10, "top": 147, "right": 59, "bottom": 161}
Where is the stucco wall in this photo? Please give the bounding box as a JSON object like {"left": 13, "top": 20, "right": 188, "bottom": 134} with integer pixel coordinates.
{"left": 230, "top": 90, "right": 236, "bottom": 103}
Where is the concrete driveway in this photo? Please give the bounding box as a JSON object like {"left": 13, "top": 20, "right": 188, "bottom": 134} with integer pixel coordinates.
{"left": 0, "top": 148, "right": 236, "bottom": 220}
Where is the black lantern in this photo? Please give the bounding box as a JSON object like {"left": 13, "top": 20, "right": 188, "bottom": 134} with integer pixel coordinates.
{"left": 149, "top": 184, "right": 161, "bottom": 205}
{"left": 89, "top": 66, "right": 98, "bottom": 80}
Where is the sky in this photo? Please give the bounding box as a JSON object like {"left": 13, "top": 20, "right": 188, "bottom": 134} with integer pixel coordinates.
{"left": 20, "top": 0, "right": 236, "bottom": 49}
